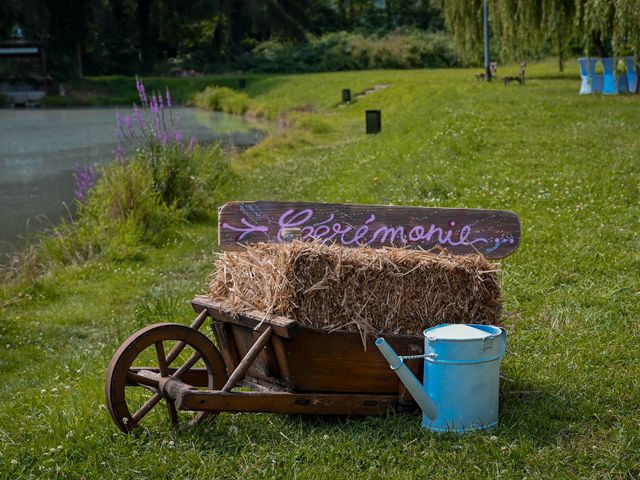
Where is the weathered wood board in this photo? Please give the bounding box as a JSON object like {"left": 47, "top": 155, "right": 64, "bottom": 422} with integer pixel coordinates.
{"left": 218, "top": 201, "right": 521, "bottom": 258}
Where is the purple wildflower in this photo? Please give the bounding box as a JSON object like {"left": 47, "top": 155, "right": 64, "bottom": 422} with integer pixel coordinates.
{"left": 187, "top": 136, "right": 196, "bottom": 152}
{"left": 135, "top": 76, "right": 148, "bottom": 107}
{"left": 150, "top": 94, "right": 159, "bottom": 114}
{"left": 133, "top": 105, "right": 144, "bottom": 131}
{"left": 124, "top": 115, "right": 134, "bottom": 136}
{"left": 73, "top": 164, "right": 97, "bottom": 203}
{"left": 116, "top": 110, "right": 123, "bottom": 131}
{"left": 116, "top": 79, "right": 189, "bottom": 158}
{"left": 115, "top": 142, "right": 127, "bottom": 164}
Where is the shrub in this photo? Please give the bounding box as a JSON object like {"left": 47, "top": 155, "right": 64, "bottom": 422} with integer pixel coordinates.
{"left": 193, "top": 86, "right": 250, "bottom": 114}
{"left": 246, "top": 30, "right": 459, "bottom": 73}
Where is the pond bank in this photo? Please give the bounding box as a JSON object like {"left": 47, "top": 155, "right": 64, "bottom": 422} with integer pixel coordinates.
{"left": 0, "top": 107, "right": 270, "bottom": 254}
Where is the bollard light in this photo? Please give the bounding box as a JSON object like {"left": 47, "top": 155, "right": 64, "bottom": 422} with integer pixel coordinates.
{"left": 238, "top": 78, "right": 246, "bottom": 89}
{"left": 366, "top": 110, "right": 381, "bottom": 134}
{"left": 342, "top": 88, "right": 351, "bottom": 104}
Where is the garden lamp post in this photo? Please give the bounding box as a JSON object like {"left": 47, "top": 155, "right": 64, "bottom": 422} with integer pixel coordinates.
{"left": 483, "top": 0, "right": 491, "bottom": 81}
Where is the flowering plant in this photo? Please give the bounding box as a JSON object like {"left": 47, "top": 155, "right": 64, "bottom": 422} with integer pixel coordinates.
{"left": 115, "top": 77, "right": 196, "bottom": 163}
{"left": 73, "top": 164, "right": 97, "bottom": 204}
{"left": 113, "top": 78, "right": 201, "bottom": 211}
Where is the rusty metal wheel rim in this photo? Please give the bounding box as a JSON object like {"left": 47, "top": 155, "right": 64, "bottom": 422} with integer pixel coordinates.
{"left": 105, "top": 323, "right": 227, "bottom": 433}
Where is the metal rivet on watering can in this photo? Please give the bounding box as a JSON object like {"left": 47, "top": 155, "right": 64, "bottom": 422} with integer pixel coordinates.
{"left": 342, "top": 89, "right": 351, "bottom": 104}
{"left": 238, "top": 78, "right": 246, "bottom": 89}
{"left": 376, "top": 323, "right": 506, "bottom": 433}
{"left": 366, "top": 110, "right": 381, "bottom": 134}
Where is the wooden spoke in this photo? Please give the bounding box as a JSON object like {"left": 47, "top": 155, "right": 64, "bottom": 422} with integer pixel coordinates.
{"left": 132, "top": 393, "right": 162, "bottom": 423}
{"left": 127, "top": 371, "right": 160, "bottom": 388}
{"left": 105, "top": 323, "right": 227, "bottom": 433}
{"left": 155, "top": 341, "right": 168, "bottom": 376}
{"left": 172, "top": 351, "right": 202, "bottom": 380}
{"left": 165, "top": 310, "right": 209, "bottom": 366}
{"left": 166, "top": 340, "right": 186, "bottom": 367}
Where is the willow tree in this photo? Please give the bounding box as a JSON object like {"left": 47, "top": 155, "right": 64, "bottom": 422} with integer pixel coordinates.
{"left": 445, "top": 0, "right": 640, "bottom": 69}
{"left": 443, "top": 0, "right": 575, "bottom": 69}
{"left": 575, "top": 0, "right": 640, "bottom": 57}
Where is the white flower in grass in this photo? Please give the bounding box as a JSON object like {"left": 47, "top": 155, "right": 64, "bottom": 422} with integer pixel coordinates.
{"left": 11, "top": 459, "right": 18, "bottom": 466}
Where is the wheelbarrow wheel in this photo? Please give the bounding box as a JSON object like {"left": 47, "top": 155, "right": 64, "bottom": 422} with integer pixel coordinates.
{"left": 106, "top": 323, "right": 227, "bottom": 433}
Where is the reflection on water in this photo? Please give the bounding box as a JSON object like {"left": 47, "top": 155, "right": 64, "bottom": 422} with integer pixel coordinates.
{"left": 0, "top": 107, "right": 269, "bottom": 254}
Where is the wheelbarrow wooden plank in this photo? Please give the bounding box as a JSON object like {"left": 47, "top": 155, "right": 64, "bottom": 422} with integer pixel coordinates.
{"left": 178, "top": 390, "right": 400, "bottom": 415}
{"left": 283, "top": 328, "right": 423, "bottom": 394}
{"left": 192, "top": 295, "right": 298, "bottom": 338}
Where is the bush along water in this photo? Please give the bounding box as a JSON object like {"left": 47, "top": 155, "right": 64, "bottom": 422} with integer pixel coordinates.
{"left": 192, "top": 86, "right": 250, "bottom": 115}
{"left": 1, "top": 79, "right": 229, "bottom": 283}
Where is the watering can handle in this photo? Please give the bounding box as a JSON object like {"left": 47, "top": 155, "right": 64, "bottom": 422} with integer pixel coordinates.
{"left": 498, "top": 327, "right": 507, "bottom": 356}
{"left": 482, "top": 327, "right": 507, "bottom": 356}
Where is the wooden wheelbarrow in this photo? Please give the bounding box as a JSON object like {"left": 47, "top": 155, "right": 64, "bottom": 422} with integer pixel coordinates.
{"left": 105, "top": 201, "right": 520, "bottom": 432}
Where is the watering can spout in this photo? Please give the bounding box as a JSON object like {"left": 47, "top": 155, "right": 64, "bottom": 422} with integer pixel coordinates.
{"left": 375, "top": 337, "right": 438, "bottom": 420}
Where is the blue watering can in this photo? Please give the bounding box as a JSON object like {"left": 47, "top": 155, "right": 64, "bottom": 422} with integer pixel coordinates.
{"left": 376, "top": 324, "right": 507, "bottom": 433}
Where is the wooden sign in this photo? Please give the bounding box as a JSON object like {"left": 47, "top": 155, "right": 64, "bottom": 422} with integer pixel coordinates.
{"left": 218, "top": 201, "right": 521, "bottom": 258}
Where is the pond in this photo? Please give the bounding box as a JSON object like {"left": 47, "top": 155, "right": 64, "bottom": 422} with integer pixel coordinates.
{"left": 0, "top": 107, "right": 269, "bottom": 255}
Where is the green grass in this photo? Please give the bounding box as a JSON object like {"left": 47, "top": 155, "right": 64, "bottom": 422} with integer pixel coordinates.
{"left": 2, "top": 60, "right": 640, "bottom": 478}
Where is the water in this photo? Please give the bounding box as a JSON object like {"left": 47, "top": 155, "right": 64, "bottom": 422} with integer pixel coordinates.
{"left": 0, "top": 107, "right": 268, "bottom": 254}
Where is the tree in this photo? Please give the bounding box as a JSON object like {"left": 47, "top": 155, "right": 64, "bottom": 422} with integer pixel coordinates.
{"left": 575, "top": 0, "right": 640, "bottom": 57}
{"left": 443, "top": 0, "right": 640, "bottom": 69}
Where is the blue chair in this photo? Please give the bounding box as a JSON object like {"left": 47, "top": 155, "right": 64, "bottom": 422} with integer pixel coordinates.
{"left": 601, "top": 57, "right": 617, "bottom": 94}
{"left": 625, "top": 56, "right": 637, "bottom": 93}
{"left": 618, "top": 75, "right": 628, "bottom": 94}
{"left": 578, "top": 58, "right": 591, "bottom": 94}
{"left": 589, "top": 58, "right": 603, "bottom": 93}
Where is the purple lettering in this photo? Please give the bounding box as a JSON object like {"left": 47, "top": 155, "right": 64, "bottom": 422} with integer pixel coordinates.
{"left": 278, "top": 209, "right": 314, "bottom": 241}
{"left": 409, "top": 225, "right": 425, "bottom": 242}
{"left": 425, "top": 224, "right": 442, "bottom": 242}
{"left": 222, "top": 218, "right": 269, "bottom": 240}
{"left": 368, "top": 226, "right": 406, "bottom": 245}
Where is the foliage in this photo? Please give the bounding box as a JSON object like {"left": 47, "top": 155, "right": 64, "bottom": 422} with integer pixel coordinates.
{"left": 1, "top": 0, "right": 447, "bottom": 79}
{"left": 1, "top": 63, "right": 640, "bottom": 478}
{"left": 246, "top": 30, "right": 459, "bottom": 73}
{"left": 575, "top": 0, "right": 640, "bottom": 56}
{"left": 192, "top": 86, "right": 250, "bottom": 114}
{"left": 444, "top": 0, "right": 640, "bottom": 66}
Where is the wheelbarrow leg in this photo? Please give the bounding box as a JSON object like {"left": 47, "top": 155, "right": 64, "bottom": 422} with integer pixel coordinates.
{"left": 222, "top": 326, "right": 273, "bottom": 392}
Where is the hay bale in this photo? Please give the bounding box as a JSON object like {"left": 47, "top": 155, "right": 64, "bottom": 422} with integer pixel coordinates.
{"left": 208, "top": 241, "right": 501, "bottom": 339}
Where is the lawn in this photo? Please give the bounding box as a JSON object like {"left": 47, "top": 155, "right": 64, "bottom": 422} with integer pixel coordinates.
{"left": 1, "top": 61, "right": 639, "bottom": 479}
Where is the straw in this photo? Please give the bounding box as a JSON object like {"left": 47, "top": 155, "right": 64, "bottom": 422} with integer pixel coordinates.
{"left": 208, "top": 241, "right": 502, "bottom": 339}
